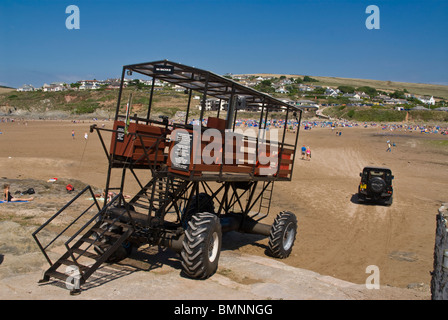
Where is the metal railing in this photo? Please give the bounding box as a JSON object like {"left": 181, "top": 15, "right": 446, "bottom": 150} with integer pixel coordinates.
{"left": 32, "top": 186, "right": 135, "bottom": 267}
{"left": 63, "top": 192, "right": 134, "bottom": 267}
{"left": 32, "top": 186, "right": 101, "bottom": 266}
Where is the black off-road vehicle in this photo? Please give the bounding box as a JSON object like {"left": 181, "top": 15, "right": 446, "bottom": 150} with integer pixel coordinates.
{"left": 357, "top": 166, "right": 394, "bottom": 205}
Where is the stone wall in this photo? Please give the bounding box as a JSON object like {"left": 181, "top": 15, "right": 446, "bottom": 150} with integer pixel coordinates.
{"left": 431, "top": 203, "right": 448, "bottom": 300}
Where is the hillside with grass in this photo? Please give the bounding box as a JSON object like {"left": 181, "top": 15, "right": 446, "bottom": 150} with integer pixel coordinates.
{"left": 0, "top": 86, "right": 15, "bottom": 94}
{"left": 233, "top": 73, "right": 448, "bottom": 123}
{"left": 0, "top": 87, "right": 194, "bottom": 120}
{"left": 322, "top": 105, "right": 448, "bottom": 123}
{"left": 244, "top": 73, "right": 448, "bottom": 100}
{"left": 1, "top": 74, "right": 447, "bottom": 123}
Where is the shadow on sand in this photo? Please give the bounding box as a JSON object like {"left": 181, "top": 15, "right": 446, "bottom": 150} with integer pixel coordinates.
{"left": 39, "top": 229, "right": 270, "bottom": 294}
{"left": 350, "top": 193, "right": 391, "bottom": 206}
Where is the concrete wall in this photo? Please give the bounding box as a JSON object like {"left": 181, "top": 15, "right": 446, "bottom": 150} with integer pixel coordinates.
{"left": 431, "top": 203, "right": 448, "bottom": 300}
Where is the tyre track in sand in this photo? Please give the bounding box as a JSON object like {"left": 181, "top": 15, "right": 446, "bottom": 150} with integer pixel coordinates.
{"left": 295, "top": 132, "right": 398, "bottom": 285}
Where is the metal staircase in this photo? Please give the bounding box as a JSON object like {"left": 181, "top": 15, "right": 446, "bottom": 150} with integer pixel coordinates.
{"left": 128, "top": 174, "right": 188, "bottom": 221}
{"left": 32, "top": 187, "right": 135, "bottom": 295}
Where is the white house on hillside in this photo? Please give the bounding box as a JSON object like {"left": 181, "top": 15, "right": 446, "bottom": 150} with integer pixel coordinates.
{"left": 342, "top": 93, "right": 361, "bottom": 99}
{"left": 173, "top": 85, "right": 185, "bottom": 92}
{"left": 325, "top": 87, "right": 340, "bottom": 97}
{"left": 17, "top": 84, "right": 35, "bottom": 92}
{"left": 418, "top": 96, "right": 435, "bottom": 105}
{"left": 356, "top": 92, "right": 370, "bottom": 99}
{"left": 79, "top": 80, "right": 101, "bottom": 90}
{"left": 298, "top": 84, "right": 314, "bottom": 92}
{"left": 154, "top": 79, "right": 166, "bottom": 87}
{"left": 42, "top": 82, "right": 67, "bottom": 92}
{"left": 275, "top": 86, "right": 289, "bottom": 94}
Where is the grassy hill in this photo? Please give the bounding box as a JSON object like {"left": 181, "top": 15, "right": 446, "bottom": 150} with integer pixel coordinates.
{"left": 322, "top": 105, "right": 448, "bottom": 123}
{"left": 0, "top": 86, "right": 15, "bottom": 94}
{"left": 241, "top": 73, "right": 448, "bottom": 100}
{"left": 0, "top": 87, "right": 194, "bottom": 119}
{"left": 1, "top": 74, "right": 447, "bottom": 122}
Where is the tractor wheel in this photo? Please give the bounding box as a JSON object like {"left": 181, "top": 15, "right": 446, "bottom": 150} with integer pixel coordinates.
{"left": 181, "top": 212, "right": 222, "bottom": 279}
{"left": 93, "top": 223, "right": 133, "bottom": 263}
{"left": 181, "top": 193, "right": 215, "bottom": 229}
{"left": 267, "top": 211, "right": 297, "bottom": 259}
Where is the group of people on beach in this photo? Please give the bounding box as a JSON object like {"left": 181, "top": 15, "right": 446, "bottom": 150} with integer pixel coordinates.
{"left": 301, "top": 145, "right": 311, "bottom": 161}
{"left": 71, "top": 129, "right": 89, "bottom": 140}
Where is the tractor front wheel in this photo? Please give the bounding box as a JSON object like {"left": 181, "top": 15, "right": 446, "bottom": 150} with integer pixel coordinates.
{"left": 267, "top": 211, "right": 297, "bottom": 259}
{"left": 181, "top": 212, "right": 222, "bottom": 279}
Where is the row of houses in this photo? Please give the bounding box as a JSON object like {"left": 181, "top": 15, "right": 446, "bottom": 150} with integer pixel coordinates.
{"left": 15, "top": 77, "right": 172, "bottom": 93}
{"left": 230, "top": 74, "right": 440, "bottom": 107}
{"left": 271, "top": 84, "right": 437, "bottom": 106}
{"left": 16, "top": 81, "right": 107, "bottom": 92}
{"left": 16, "top": 75, "right": 439, "bottom": 108}
{"left": 200, "top": 97, "right": 320, "bottom": 113}
{"left": 203, "top": 95, "right": 443, "bottom": 113}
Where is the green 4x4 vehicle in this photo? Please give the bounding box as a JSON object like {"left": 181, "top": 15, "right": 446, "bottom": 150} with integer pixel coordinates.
{"left": 358, "top": 167, "right": 394, "bottom": 205}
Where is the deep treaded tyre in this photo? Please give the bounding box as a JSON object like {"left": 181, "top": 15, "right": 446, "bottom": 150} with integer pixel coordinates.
{"left": 181, "top": 212, "right": 222, "bottom": 279}
{"left": 268, "top": 211, "right": 297, "bottom": 259}
{"left": 181, "top": 193, "right": 215, "bottom": 229}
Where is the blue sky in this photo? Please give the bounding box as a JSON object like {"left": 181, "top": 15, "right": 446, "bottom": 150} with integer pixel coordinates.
{"left": 1, "top": 0, "right": 447, "bottom": 88}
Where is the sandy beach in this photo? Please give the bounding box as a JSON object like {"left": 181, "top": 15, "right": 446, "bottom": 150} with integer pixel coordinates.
{"left": 0, "top": 118, "right": 447, "bottom": 298}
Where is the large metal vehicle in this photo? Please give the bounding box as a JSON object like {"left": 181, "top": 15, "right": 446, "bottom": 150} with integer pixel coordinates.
{"left": 33, "top": 60, "right": 302, "bottom": 294}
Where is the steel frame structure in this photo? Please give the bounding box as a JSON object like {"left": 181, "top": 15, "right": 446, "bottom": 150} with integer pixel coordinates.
{"left": 34, "top": 60, "right": 303, "bottom": 292}
{"left": 90, "top": 59, "right": 302, "bottom": 240}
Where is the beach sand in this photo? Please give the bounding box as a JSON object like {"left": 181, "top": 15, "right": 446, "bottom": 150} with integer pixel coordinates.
{"left": 0, "top": 119, "right": 447, "bottom": 298}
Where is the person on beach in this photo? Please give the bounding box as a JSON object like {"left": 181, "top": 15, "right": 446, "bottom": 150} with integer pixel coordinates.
{"left": 72, "top": 130, "right": 75, "bottom": 139}
{"left": 3, "top": 184, "right": 34, "bottom": 202}
{"left": 386, "top": 141, "right": 392, "bottom": 152}
{"left": 301, "top": 145, "right": 306, "bottom": 160}
{"left": 306, "top": 146, "right": 311, "bottom": 161}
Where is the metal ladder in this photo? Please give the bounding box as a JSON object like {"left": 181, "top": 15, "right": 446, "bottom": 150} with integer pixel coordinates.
{"left": 257, "top": 181, "right": 274, "bottom": 218}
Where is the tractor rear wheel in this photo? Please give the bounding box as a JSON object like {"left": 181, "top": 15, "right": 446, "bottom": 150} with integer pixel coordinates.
{"left": 181, "top": 193, "right": 215, "bottom": 229}
{"left": 267, "top": 211, "right": 297, "bottom": 259}
{"left": 181, "top": 212, "right": 222, "bottom": 279}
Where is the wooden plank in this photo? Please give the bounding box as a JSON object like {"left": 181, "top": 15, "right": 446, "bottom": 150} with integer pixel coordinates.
{"left": 131, "top": 152, "right": 165, "bottom": 162}
{"left": 133, "top": 138, "right": 166, "bottom": 148}
{"left": 221, "top": 165, "right": 252, "bottom": 173}
{"left": 192, "top": 164, "right": 222, "bottom": 172}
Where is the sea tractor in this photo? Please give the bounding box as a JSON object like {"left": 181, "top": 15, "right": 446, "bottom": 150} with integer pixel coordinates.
{"left": 32, "top": 60, "right": 302, "bottom": 294}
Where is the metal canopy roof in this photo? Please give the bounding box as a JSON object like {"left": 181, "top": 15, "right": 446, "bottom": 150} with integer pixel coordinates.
{"left": 124, "top": 60, "right": 300, "bottom": 111}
